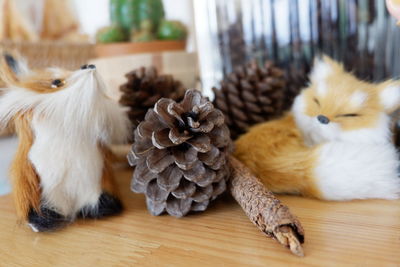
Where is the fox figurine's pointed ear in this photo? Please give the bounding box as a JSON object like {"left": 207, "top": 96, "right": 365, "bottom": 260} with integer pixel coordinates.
{"left": 0, "top": 50, "right": 30, "bottom": 86}
{"left": 310, "top": 55, "right": 343, "bottom": 83}
{"left": 379, "top": 81, "right": 400, "bottom": 113}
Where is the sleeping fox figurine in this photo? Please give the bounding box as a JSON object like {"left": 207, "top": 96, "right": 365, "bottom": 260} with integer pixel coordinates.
{"left": 0, "top": 51, "right": 129, "bottom": 232}
{"left": 235, "top": 56, "right": 400, "bottom": 200}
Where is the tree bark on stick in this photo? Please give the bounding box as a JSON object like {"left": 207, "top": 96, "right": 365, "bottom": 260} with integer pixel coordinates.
{"left": 229, "top": 156, "right": 305, "bottom": 257}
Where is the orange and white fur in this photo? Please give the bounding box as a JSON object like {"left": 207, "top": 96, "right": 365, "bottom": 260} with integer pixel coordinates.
{"left": 235, "top": 56, "right": 400, "bottom": 200}
{"left": 0, "top": 52, "right": 129, "bottom": 232}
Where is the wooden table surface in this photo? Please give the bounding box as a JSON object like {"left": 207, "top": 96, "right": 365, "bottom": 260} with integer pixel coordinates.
{"left": 0, "top": 168, "right": 399, "bottom": 267}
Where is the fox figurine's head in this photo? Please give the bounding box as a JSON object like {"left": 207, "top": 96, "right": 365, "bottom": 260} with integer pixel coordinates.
{"left": 292, "top": 56, "right": 400, "bottom": 146}
{"left": 0, "top": 51, "right": 128, "bottom": 144}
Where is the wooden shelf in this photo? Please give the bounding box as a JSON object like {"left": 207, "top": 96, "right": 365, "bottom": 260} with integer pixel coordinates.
{"left": 0, "top": 168, "right": 399, "bottom": 266}
{"left": 95, "top": 41, "right": 186, "bottom": 58}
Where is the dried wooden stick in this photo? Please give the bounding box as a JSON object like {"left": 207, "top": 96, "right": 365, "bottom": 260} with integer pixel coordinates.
{"left": 229, "top": 156, "right": 305, "bottom": 257}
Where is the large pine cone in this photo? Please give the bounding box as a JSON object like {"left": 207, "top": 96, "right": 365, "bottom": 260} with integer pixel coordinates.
{"left": 119, "top": 67, "right": 185, "bottom": 130}
{"left": 128, "top": 89, "right": 233, "bottom": 217}
{"left": 213, "top": 61, "right": 286, "bottom": 139}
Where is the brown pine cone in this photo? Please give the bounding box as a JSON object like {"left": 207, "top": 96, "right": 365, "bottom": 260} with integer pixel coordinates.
{"left": 128, "top": 89, "right": 233, "bottom": 217}
{"left": 213, "top": 61, "right": 286, "bottom": 139}
{"left": 119, "top": 67, "right": 185, "bottom": 131}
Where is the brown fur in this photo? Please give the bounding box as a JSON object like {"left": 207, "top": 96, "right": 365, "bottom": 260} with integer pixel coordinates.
{"left": 234, "top": 114, "right": 322, "bottom": 198}
{"left": 100, "top": 146, "right": 120, "bottom": 198}
{"left": 11, "top": 112, "right": 41, "bottom": 220}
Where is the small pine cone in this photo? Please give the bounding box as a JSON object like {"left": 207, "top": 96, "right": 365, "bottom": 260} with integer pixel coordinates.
{"left": 128, "top": 89, "right": 233, "bottom": 217}
{"left": 213, "top": 61, "right": 286, "bottom": 139}
{"left": 119, "top": 67, "right": 185, "bottom": 131}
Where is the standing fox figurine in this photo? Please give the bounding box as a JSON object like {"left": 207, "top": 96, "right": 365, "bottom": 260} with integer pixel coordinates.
{"left": 0, "top": 51, "right": 129, "bottom": 232}
{"left": 235, "top": 56, "right": 400, "bottom": 200}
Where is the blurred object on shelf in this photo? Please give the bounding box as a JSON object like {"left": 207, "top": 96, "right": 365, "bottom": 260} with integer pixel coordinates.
{"left": 0, "top": 0, "right": 88, "bottom": 42}
{"left": 97, "top": 25, "right": 128, "bottom": 44}
{"left": 0, "top": 40, "right": 95, "bottom": 70}
{"left": 0, "top": 0, "right": 39, "bottom": 41}
{"left": 386, "top": 0, "right": 400, "bottom": 24}
{"left": 110, "top": 0, "right": 165, "bottom": 33}
{"left": 194, "top": 0, "right": 400, "bottom": 97}
{"left": 157, "top": 20, "right": 187, "bottom": 41}
{"left": 131, "top": 20, "right": 156, "bottom": 42}
{"left": 94, "top": 40, "right": 185, "bottom": 58}
{"left": 41, "top": 0, "right": 81, "bottom": 41}
{"left": 89, "top": 51, "right": 198, "bottom": 101}
{"left": 97, "top": 0, "right": 187, "bottom": 45}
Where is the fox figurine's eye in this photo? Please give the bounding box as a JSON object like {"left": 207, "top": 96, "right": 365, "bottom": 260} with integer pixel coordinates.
{"left": 336, "top": 113, "right": 360, "bottom": 118}
{"left": 51, "top": 79, "right": 65, "bottom": 89}
{"left": 313, "top": 97, "right": 320, "bottom": 106}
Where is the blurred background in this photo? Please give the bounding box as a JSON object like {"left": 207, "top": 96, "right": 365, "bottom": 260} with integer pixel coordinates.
{"left": 1, "top": 0, "right": 400, "bottom": 194}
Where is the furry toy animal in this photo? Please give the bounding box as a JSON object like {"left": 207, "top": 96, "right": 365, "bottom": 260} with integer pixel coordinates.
{"left": 0, "top": 51, "right": 129, "bottom": 232}
{"left": 235, "top": 56, "right": 400, "bottom": 200}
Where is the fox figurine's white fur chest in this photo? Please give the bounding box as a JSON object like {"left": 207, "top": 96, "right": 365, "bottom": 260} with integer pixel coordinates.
{"left": 235, "top": 56, "right": 400, "bottom": 201}
{"left": 29, "top": 121, "right": 103, "bottom": 216}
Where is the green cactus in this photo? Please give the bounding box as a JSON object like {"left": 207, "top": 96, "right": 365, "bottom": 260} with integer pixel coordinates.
{"left": 96, "top": 25, "right": 128, "bottom": 43}
{"left": 109, "top": 0, "right": 165, "bottom": 33}
{"left": 135, "top": 0, "right": 165, "bottom": 31}
{"left": 157, "top": 20, "right": 187, "bottom": 41}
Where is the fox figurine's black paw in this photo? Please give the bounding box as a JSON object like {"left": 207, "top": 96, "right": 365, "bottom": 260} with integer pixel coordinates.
{"left": 28, "top": 207, "right": 69, "bottom": 232}
{"left": 79, "top": 192, "right": 123, "bottom": 219}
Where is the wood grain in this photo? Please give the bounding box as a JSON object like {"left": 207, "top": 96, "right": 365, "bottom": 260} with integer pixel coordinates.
{"left": 0, "top": 168, "right": 399, "bottom": 266}
{"left": 94, "top": 41, "right": 186, "bottom": 58}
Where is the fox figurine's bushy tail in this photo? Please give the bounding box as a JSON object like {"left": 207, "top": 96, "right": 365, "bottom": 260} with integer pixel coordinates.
{"left": 235, "top": 56, "right": 400, "bottom": 200}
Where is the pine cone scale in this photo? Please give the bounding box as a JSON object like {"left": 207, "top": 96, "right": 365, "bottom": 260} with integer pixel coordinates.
{"left": 166, "top": 198, "right": 192, "bottom": 217}
{"left": 182, "top": 161, "right": 206, "bottom": 182}
{"left": 152, "top": 129, "right": 175, "bottom": 149}
{"left": 146, "top": 148, "right": 175, "bottom": 173}
{"left": 171, "top": 179, "right": 196, "bottom": 199}
{"left": 146, "top": 179, "right": 169, "bottom": 202}
{"left": 172, "top": 146, "right": 197, "bottom": 170}
{"left": 157, "top": 166, "right": 182, "bottom": 192}
{"left": 186, "top": 135, "right": 211, "bottom": 153}
{"left": 146, "top": 198, "right": 166, "bottom": 216}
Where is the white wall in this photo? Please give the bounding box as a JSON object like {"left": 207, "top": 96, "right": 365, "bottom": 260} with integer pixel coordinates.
{"left": 73, "top": 0, "right": 196, "bottom": 51}
{"left": 72, "top": 0, "right": 110, "bottom": 38}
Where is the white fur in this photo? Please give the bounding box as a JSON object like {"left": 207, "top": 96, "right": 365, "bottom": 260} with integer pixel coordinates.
{"left": 314, "top": 142, "right": 400, "bottom": 200}
{"left": 310, "top": 59, "right": 333, "bottom": 97}
{"left": 292, "top": 95, "right": 341, "bottom": 146}
{"left": 310, "top": 59, "right": 332, "bottom": 82}
{"left": 380, "top": 84, "right": 400, "bottom": 111}
{"left": 292, "top": 90, "right": 400, "bottom": 201}
{"left": 339, "top": 114, "right": 392, "bottom": 144}
{"left": 316, "top": 82, "right": 327, "bottom": 97}
{"left": 350, "top": 91, "right": 368, "bottom": 108}
{"left": 0, "top": 68, "right": 129, "bottom": 216}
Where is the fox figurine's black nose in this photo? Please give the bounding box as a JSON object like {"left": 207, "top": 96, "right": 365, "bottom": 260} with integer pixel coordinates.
{"left": 80, "top": 64, "right": 96, "bottom": 70}
{"left": 317, "top": 115, "right": 330, "bottom": 124}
